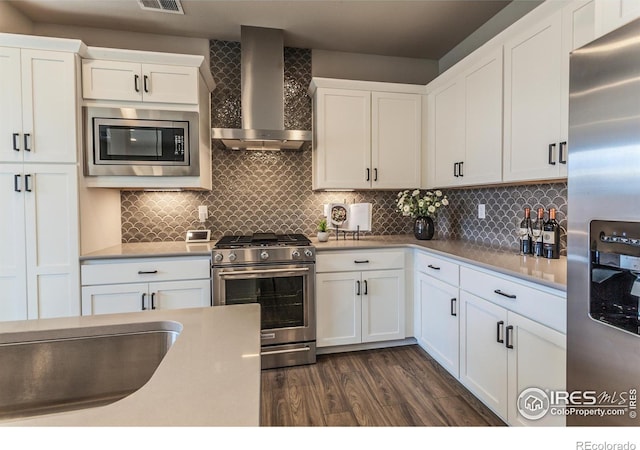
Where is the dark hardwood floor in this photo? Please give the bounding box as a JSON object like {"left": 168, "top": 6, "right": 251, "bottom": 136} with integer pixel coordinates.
{"left": 260, "top": 344, "right": 505, "bottom": 426}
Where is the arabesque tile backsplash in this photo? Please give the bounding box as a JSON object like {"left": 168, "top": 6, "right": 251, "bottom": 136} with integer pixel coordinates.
{"left": 120, "top": 39, "right": 568, "bottom": 255}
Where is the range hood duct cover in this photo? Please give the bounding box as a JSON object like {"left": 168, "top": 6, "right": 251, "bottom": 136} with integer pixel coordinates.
{"left": 211, "top": 26, "right": 312, "bottom": 151}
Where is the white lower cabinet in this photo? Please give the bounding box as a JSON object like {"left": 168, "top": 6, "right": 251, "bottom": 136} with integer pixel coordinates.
{"left": 316, "top": 250, "right": 405, "bottom": 348}
{"left": 459, "top": 266, "right": 566, "bottom": 426}
{"left": 415, "top": 252, "right": 460, "bottom": 378}
{"left": 81, "top": 257, "right": 211, "bottom": 315}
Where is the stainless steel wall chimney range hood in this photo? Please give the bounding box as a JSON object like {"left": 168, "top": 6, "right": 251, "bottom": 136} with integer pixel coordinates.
{"left": 211, "top": 26, "right": 312, "bottom": 151}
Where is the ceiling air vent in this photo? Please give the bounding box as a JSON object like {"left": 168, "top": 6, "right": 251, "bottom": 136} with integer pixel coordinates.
{"left": 137, "top": 0, "right": 184, "bottom": 14}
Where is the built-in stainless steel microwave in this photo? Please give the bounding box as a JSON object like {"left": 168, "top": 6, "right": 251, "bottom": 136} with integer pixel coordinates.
{"left": 84, "top": 107, "right": 200, "bottom": 177}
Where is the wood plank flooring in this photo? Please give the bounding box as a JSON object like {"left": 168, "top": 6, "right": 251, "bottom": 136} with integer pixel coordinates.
{"left": 260, "top": 344, "right": 505, "bottom": 426}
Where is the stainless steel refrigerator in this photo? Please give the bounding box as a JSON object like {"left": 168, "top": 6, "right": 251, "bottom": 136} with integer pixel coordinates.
{"left": 568, "top": 17, "right": 640, "bottom": 426}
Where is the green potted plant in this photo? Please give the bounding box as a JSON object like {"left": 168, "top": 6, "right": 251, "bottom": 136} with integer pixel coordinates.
{"left": 317, "top": 218, "right": 329, "bottom": 242}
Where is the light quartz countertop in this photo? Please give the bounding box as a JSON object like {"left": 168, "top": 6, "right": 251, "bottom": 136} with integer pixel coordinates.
{"left": 311, "top": 235, "right": 567, "bottom": 292}
{"left": 0, "top": 304, "right": 261, "bottom": 427}
{"left": 80, "top": 235, "right": 567, "bottom": 292}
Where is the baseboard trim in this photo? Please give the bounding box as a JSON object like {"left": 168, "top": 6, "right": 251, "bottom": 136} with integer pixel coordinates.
{"left": 316, "top": 337, "right": 417, "bottom": 355}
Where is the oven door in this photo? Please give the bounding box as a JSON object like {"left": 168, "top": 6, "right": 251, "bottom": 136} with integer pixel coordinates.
{"left": 213, "top": 264, "right": 316, "bottom": 346}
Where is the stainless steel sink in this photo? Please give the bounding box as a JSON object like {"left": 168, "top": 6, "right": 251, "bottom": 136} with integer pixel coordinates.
{"left": 0, "top": 321, "right": 181, "bottom": 420}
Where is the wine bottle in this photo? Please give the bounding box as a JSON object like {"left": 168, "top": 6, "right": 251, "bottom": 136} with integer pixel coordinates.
{"left": 543, "top": 208, "right": 560, "bottom": 259}
{"left": 519, "top": 207, "right": 533, "bottom": 255}
{"left": 532, "top": 207, "right": 545, "bottom": 257}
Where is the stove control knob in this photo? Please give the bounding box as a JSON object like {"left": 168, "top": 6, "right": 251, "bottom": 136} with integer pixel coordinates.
{"left": 213, "top": 253, "right": 223, "bottom": 263}
{"left": 260, "top": 251, "right": 269, "bottom": 260}
{"left": 291, "top": 250, "right": 301, "bottom": 259}
{"left": 304, "top": 249, "right": 313, "bottom": 257}
{"left": 228, "top": 252, "right": 237, "bottom": 262}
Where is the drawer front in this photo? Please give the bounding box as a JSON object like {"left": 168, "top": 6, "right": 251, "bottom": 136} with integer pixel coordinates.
{"left": 82, "top": 257, "right": 211, "bottom": 286}
{"left": 414, "top": 251, "right": 459, "bottom": 286}
{"left": 316, "top": 250, "right": 405, "bottom": 273}
{"left": 460, "top": 266, "right": 565, "bottom": 333}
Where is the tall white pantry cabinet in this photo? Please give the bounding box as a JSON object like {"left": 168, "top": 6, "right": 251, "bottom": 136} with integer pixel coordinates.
{"left": 0, "top": 35, "right": 83, "bottom": 321}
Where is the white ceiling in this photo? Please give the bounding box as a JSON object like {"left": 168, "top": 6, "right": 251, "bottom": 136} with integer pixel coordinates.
{"left": 8, "top": 0, "right": 514, "bottom": 59}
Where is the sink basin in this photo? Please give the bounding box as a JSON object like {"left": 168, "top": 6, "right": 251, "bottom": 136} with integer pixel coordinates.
{"left": 0, "top": 320, "right": 181, "bottom": 420}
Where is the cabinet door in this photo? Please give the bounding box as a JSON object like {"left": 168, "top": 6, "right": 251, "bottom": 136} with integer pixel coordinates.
{"left": 462, "top": 49, "right": 503, "bottom": 186}
{"left": 503, "top": 11, "right": 564, "bottom": 182}
{"left": 459, "top": 291, "right": 508, "bottom": 420}
{"left": 20, "top": 50, "right": 77, "bottom": 163}
{"left": 428, "top": 78, "right": 464, "bottom": 188}
{"left": 416, "top": 272, "right": 459, "bottom": 378}
{"left": 596, "top": 0, "right": 640, "bottom": 37}
{"left": 0, "top": 47, "right": 23, "bottom": 163}
{"left": 82, "top": 59, "right": 142, "bottom": 102}
{"left": 141, "top": 64, "right": 198, "bottom": 104}
{"left": 371, "top": 92, "right": 421, "bottom": 189}
{"left": 361, "top": 269, "right": 405, "bottom": 343}
{"left": 150, "top": 279, "right": 211, "bottom": 310}
{"left": 0, "top": 165, "right": 28, "bottom": 321}
{"left": 507, "top": 311, "right": 566, "bottom": 427}
{"left": 560, "top": 0, "right": 596, "bottom": 178}
{"left": 24, "top": 164, "right": 80, "bottom": 319}
{"left": 316, "top": 271, "right": 362, "bottom": 347}
{"left": 313, "top": 88, "right": 371, "bottom": 190}
{"left": 81, "top": 283, "right": 148, "bottom": 315}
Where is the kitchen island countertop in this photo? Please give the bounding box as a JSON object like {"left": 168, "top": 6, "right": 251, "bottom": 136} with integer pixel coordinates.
{"left": 0, "top": 304, "right": 261, "bottom": 426}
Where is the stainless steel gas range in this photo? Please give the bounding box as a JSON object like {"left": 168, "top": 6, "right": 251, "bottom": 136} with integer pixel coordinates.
{"left": 211, "top": 233, "right": 316, "bottom": 369}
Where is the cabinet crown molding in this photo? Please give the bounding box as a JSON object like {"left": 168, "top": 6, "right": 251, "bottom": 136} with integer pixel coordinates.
{"left": 309, "top": 77, "right": 426, "bottom": 96}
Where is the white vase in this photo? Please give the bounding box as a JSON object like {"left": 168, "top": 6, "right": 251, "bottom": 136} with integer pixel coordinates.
{"left": 317, "top": 231, "right": 329, "bottom": 242}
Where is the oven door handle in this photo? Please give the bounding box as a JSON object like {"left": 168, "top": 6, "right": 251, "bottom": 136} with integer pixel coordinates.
{"left": 216, "top": 267, "right": 311, "bottom": 278}
{"left": 261, "top": 346, "right": 312, "bottom": 356}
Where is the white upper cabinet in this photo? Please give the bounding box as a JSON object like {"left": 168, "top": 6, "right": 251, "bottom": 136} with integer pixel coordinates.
{"left": 0, "top": 47, "right": 77, "bottom": 164}
{"left": 503, "top": 1, "right": 595, "bottom": 183}
{"left": 503, "top": 11, "right": 564, "bottom": 183}
{"left": 310, "top": 78, "right": 423, "bottom": 190}
{"left": 595, "top": 0, "right": 640, "bottom": 38}
{"left": 427, "top": 48, "right": 503, "bottom": 188}
{"left": 371, "top": 91, "right": 422, "bottom": 189}
{"left": 82, "top": 60, "right": 199, "bottom": 104}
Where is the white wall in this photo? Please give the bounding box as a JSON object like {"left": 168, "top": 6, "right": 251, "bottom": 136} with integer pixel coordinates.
{"left": 312, "top": 49, "right": 439, "bottom": 85}
{"left": 0, "top": 1, "right": 34, "bottom": 34}
{"left": 33, "top": 23, "right": 210, "bottom": 69}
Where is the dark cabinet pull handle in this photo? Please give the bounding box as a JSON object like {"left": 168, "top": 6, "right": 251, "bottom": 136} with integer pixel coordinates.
{"left": 427, "top": 264, "right": 440, "bottom": 270}
{"left": 548, "top": 143, "right": 556, "bottom": 165}
{"left": 143, "top": 75, "right": 149, "bottom": 93}
{"left": 151, "top": 292, "right": 156, "bottom": 310}
{"left": 494, "top": 289, "right": 516, "bottom": 299}
{"left": 374, "top": 168, "right": 378, "bottom": 182}
{"left": 134, "top": 74, "right": 140, "bottom": 92}
{"left": 453, "top": 162, "right": 459, "bottom": 177}
{"left": 496, "top": 320, "right": 504, "bottom": 343}
{"left": 141, "top": 293, "right": 147, "bottom": 310}
{"left": 366, "top": 168, "right": 370, "bottom": 181}
{"left": 458, "top": 161, "right": 464, "bottom": 177}
{"left": 356, "top": 280, "right": 361, "bottom": 296}
{"left": 24, "top": 133, "right": 31, "bottom": 152}
{"left": 363, "top": 280, "right": 368, "bottom": 295}
{"left": 451, "top": 298, "right": 457, "bottom": 316}
{"left": 12, "top": 133, "right": 20, "bottom": 151}
{"left": 25, "top": 174, "right": 32, "bottom": 192}
{"left": 559, "top": 141, "right": 567, "bottom": 164}
{"left": 354, "top": 260, "right": 370, "bottom": 264}
{"left": 506, "top": 325, "right": 514, "bottom": 349}
{"left": 14, "top": 174, "right": 21, "bottom": 192}
{"left": 138, "top": 270, "right": 158, "bottom": 274}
